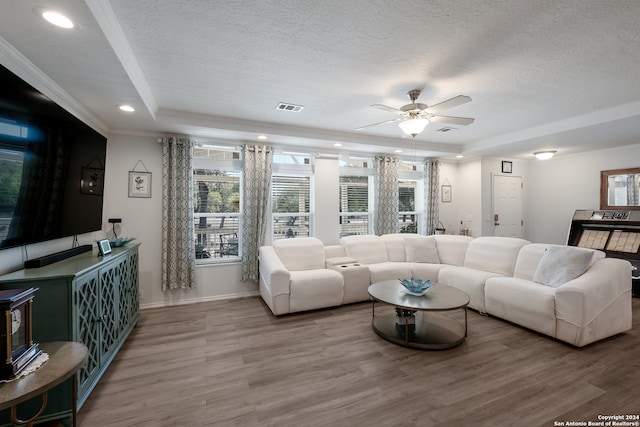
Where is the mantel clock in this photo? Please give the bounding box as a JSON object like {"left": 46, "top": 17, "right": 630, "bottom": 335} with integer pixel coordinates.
{"left": 0, "top": 287, "right": 41, "bottom": 379}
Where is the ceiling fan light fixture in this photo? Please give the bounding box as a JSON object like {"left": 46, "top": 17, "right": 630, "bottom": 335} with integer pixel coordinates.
{"left": 398, "top": 117, "right": 429, "bottom": 137}
{"left": 534, "top": 150, "right": 556, "bottom": 160}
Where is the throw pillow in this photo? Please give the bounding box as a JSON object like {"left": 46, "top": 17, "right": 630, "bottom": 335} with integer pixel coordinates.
{"left": 532, "top": 246, "right": 594, "bottom": 287}
{"left": 405, "top": 237, "right": 440, "bottom": 264}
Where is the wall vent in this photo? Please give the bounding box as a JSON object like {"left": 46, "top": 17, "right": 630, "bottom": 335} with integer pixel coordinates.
{"left": 275, "top": 102, "right": 304, "bottom": 112}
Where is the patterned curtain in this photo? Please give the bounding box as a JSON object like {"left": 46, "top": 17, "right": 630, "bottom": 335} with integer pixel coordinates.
{"left": 161, "top": 136, "right": 196, "bottom": 291}
{"left": 424, "top": 159, "right": 440, "bottom": 235}
{"left": 627, "top": 174, "right": 637, "bottom": 206}
{"left": 374, "top": 155, "right": 399, "bottom": 235}
{"left": 241, "top": 145, "right": 273, "bottom": 282}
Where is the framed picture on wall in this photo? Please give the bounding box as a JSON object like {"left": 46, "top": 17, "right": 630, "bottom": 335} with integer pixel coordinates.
{"left": 128, "top": 171, "right": 152, "bottom": 198}
{"left": 441, "top": 185, "right": 452, "bottom": 203}
{"left": 502, "top": 161, "right": 513, "bottom": 174}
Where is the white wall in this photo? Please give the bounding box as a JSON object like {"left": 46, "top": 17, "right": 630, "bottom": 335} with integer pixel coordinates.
{"left": 526, "top": 144, "right": 640, "bottom": 244}
{"left": 104, "top": 134, "right": 259, "bottom": 308}
{"left": 437, "top": 161, "right": 458, "bottom": 234}
{"left": 438, "top": 159, "right": 483, "bottom": 237}
{"left": 313, "top": 155, "right": 340, "bottom": 245}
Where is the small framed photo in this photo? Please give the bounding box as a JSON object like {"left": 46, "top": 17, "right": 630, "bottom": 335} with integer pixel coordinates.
{"left": 441, "top": 185, "right": 452, "bottom": 203}
{"left": 128, "top": 171, "right": 152, "bottom": 198}
{"left": 98, "top": 239, "right": 112, "bottom": 256}
{"left": 502, "top": 161, "right": 513, "bottom": 174}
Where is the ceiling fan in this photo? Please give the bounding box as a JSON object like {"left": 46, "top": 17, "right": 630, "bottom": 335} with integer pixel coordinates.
{"left": 357, "top": 90, "right": 475, "bottom": 137}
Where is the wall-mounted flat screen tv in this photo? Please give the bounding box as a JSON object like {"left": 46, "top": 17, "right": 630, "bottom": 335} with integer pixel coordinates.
{"left": 0, "top": 64, "right": 107, "bottom": 250}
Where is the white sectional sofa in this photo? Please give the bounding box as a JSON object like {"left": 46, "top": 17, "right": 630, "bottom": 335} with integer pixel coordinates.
{"left": 258, "top": 234, "right": 633, "bottom": 347}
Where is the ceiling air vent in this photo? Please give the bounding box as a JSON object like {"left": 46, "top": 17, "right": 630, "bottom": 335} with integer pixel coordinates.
{"left": 436, "top": 127, "right": 457, "bottom": 133}
{"left": 275, "top": 102, "right": 304, "bottom": 112}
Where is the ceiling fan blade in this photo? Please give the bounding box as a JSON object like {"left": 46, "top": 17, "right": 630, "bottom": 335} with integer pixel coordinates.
{"left": 370, "top": 104, "right": 402, "bottom": 113}
{"left": 429, "top": 115, "right": 475, "bottom": 125}
{"left": 355, "top": 118, "right": 400, "bottom": 130}
{"left": 425, "top": 95, "right": 471, "bottom": 114}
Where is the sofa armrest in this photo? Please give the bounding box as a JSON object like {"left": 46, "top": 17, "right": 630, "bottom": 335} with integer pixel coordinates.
{"left": 555, "top": 258, "right": 632, "bottom": 328}
{"left": 258, "top": 246, "right": 291, "bottom": 297}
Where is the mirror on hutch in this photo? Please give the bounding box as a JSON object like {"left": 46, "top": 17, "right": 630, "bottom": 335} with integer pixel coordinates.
{"left": 600, "top": 167, "right": 640, "bottom": 210}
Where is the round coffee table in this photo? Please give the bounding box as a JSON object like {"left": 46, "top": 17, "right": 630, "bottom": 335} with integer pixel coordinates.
{"left": 368, "top": 280, "right": 470, "bottom": 350}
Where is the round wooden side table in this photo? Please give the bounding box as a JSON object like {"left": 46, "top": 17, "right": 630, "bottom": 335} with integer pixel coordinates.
{"left": 0, "top": 342, "right": 88, "bottom": 427}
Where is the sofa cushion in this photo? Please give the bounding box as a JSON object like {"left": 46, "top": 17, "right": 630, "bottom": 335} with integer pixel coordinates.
{"left": 464, "top": 236, "right": 530, "bottom": 276}
{"left": 513, "top": 243, "right": 551, "bottom": 281}
{"left": 515, "top": 244, "right": 605, "bottom": 281}
{"left": 405, "top": 236, "right": 439, "bottom": 263}
{"left": 289, "top": 269, "right": 344, "bottom": 313}
{"left": 533, "top": 246, "right": 594, "bottom": 287}
{"left": 368, "top": 262, "right": 413, "bottom": 283}
{"left": 407, "top": 262, "right": 446, "bottom": 283}
{"left": 340, "top": 235, "right": 389, "bottom": 264}
{"left": 380, "top": 233, "right": 409, "bottom": 262}
{"left": 485, "top": 277, "right": 557, "bottom": 337}
{"left": 432, "top": 235, "right": 473, "bottom": 266}
{"left": 274, "top": 237, "right": 326, "bottom": 271}
{"left": 437, "top": 266, "right": 502, "bottom": 312}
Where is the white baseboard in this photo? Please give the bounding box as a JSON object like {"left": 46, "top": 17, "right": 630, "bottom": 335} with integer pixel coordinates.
{"left": 139, "top": 291, "right": 260, "bottom": 310}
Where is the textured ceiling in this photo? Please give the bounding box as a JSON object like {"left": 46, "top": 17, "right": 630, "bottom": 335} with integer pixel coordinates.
{"left": 1, "top": 0, "right": 640, "bottom": 160}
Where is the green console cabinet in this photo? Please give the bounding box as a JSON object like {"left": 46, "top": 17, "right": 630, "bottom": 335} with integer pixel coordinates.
{"left": 0, "top": 243, "right": 140, "bottom": 426}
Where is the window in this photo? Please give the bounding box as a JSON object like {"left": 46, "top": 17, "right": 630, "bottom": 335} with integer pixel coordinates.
{"left": 399, "top": 179, "right": 417, "bottom": 233}
{"left": 339, "top": 175, "right": 370, "bottom": 236}
{"left": 270, "top": 152, "right": 313, "bottom": 241}
{"left": 398, "top": 161, "right": 423, "bottom": 234}
{"left": 339, "top": 156, "right": 372, "bottom": 236}
{"left": 272, "top": 175, "right": 311, "bottom": 240}
{"left": 193, "top": 145, "right": 241, "bottom": 262}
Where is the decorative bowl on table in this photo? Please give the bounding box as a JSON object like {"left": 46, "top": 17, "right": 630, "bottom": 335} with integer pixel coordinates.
{"left": 399, "top": 278, "right": 432, "bottom": 296}
{"left": 109, "top": 237, "right": 136, "bottom": 247}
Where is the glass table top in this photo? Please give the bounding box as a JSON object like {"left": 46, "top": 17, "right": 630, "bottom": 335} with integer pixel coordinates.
{"left": 368, "top": 280, "right": 469, "bottom": 311}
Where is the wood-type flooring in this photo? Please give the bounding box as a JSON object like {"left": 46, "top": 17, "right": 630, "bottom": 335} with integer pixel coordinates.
{"left": 77, "top": 295, "right": 640, "bottom": 427}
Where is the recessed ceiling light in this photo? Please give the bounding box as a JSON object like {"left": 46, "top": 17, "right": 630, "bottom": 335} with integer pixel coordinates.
{"left": 456, "top": 154, "right": 464, "bottom": 158}
{"left": 395, "top": 149, "right": 403, "bottom": 153}
{"left": 334, "top": 143, "right": 343, "bottom": 147}
{"left": 257, "top": 135, "right": 268, "bottom": 140}
{"left": 119, "top": 105, "right": 135, "bottom": 112}
{"left": 41, "top": 9, "right": 74, "bottom": 29}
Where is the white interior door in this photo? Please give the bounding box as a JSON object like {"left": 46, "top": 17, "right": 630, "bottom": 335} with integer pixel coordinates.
{"left": 492, "top": 175, "right": 523, "bottom": 238}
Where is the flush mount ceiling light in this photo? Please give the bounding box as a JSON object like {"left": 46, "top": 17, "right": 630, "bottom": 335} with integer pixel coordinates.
{"left": 40, "top": 9, "right": 74, "bottom": 28}
{"left": 534, "top": 150, "right": 557, "bottom": 160}
{"left": 119, "top": 105, "right": 135, "bottom": 112}
{"left": 257, "top": 135, "right": 268, "bottom": 140}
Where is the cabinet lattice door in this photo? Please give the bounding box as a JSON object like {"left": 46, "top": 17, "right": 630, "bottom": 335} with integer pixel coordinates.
{"left": 76, "top": 272, "right": 101, "bottom": 396}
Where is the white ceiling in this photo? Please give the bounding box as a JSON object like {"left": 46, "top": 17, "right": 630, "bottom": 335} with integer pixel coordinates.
{"left": 1, "top": 0, "right": 640, "bottom": 160}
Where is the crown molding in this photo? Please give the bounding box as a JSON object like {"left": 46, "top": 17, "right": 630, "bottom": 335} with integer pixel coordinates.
{"left": 0, "top": 35, "right": 109, "bottom": 136}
